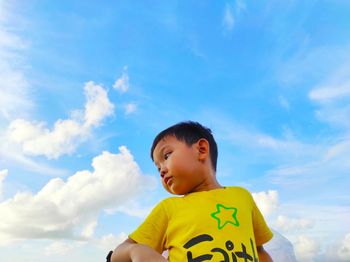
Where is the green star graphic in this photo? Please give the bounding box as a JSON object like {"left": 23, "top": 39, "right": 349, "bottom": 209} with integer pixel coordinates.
{"left": 210, "top": 203, "right": 240, "bottom": 230}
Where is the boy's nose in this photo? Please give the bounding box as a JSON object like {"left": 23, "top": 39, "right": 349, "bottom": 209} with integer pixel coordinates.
{"left": 160, "top": 166, "right": 167, "bottom": 178}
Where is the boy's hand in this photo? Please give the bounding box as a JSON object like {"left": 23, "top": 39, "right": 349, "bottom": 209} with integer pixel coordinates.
{"left": 130, "top": 243, "right": 168, "bottom": 262}
{"left": 111, "top": 238, "right": 168, "bottom": 262}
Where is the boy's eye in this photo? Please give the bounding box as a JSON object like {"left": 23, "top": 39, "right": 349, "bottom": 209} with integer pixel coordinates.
{"left": 164, "top": 152, "right": 171, "bottom": 160}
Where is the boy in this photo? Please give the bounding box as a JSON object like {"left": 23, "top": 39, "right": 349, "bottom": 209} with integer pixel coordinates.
{"left": 111, "top": 121, "right": 273, "bottom": 261}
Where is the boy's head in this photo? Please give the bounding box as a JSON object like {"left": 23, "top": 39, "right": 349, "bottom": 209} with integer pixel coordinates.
{"left": 151, "top": 121, "right": 218, "bottom": 172}
{"left": 151, "top": 121, "right": 219, "bottom": 195}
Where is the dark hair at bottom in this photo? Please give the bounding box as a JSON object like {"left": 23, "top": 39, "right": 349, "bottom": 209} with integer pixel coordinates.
{"left": 150, "top": 121, "right": 218, "bottom": 171}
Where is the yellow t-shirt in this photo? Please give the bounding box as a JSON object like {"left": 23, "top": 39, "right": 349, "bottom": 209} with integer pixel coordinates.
{"left": 129, "top": 186, "right": 273, "bottom": 261}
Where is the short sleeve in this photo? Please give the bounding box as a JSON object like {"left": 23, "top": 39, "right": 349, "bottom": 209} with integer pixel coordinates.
{"left": 251, "top": 195, "right": 273, "bottom": 246}
{"left": 129, "top": 201, "right": 168, "bottom": 253}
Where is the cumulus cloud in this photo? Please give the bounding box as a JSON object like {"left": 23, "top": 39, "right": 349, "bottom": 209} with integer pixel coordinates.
{"left": 44, "top": 241, "right": 76, "bottom": 256}
{"left": 275, "top": 215, "right": 314, "bottom": 233}
{"left": 337, "top": 233, "right": 350, "bottom": 261}
{"left": 81, "top": 220, "right": 98, "bottom": 239}
{"left": 83, "top": 81, "right": 115, "bottom": 127}
{"left": 0, "top": 169, "right": 8, "bottom": 200}
{"left": 112, "top": 201, "right": 154, "bottom": 219}
{"left": 294, "top": 235, "right": 319, "bottom": 262}
{"left": 44, "top": 232, "right": 127, "bottom": 259}
{"left": 95, "top": 232, "right": 127, "bottom": 251}
{"left": 265, "top": 230, "right": 298, "bottom": 262}
{"left": 113, "top": 66, "right": 129, "bottom": 93}
{"left": 7, "top": 81, "right": 114, "bottom": 159}
{"left": 0, "top": 146, "right": 156, "bottom": 243}
{"left": 8, "top": 118, "right": 84, "bottom": 159}
{"left": 252, "top": 190, "right": 278, "bottom": 218}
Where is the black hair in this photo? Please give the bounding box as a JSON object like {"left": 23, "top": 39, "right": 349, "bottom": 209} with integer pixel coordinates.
{"left": 150, "top": 121, "right": 218, "bottom": 171}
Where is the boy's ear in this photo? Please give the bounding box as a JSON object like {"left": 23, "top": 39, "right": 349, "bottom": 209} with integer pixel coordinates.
{"left": 196, "top": 138, "right": 209, "bottom": 161}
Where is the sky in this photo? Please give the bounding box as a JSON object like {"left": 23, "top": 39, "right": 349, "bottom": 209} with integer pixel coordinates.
{"left": 0, "top": 0, "right": 350, "bottom": 261}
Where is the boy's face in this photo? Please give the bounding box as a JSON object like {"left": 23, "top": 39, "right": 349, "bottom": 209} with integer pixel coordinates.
{"left": 152, "top": 135, "right": 205, "bottom": 195}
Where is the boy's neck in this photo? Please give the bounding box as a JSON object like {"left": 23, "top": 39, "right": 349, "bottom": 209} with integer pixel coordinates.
{"left": 187, "top": 175, "right": 223, "bottom": 194}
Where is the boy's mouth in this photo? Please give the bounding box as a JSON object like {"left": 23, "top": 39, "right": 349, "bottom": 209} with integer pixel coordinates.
{"left": 164, "top": 176, "right": 172, "bottom": 185}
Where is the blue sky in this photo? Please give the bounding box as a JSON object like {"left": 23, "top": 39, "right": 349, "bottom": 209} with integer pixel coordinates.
{"left": 1, "top": 0, "right": 350, "bottom": 261}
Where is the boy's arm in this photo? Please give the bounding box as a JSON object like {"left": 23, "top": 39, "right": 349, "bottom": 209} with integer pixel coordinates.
{"left": 257, "top": 246, "right": 273, "bottom": 262}
{"left": 111, "top": 238, "right": 167, "bottom": 262}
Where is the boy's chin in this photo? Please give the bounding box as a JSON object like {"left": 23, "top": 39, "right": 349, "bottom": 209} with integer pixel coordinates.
{"left": 163, "top": 184, "right": 179, "bottom": 195}
{"left": 165, "top": 187, "right": 181, "bottom": 195}
{"left": 165, "top": 185, "right": 189, "bottom": 195}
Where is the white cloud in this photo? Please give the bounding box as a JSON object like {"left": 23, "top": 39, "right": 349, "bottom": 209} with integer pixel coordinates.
{"left": 222, "top": 4, "right": 234, "bottom": 31}
{"left": 6, "top": 81, "right": 114, "bottom": 159}
{"left": 0, "top": 146, "right": 156, "bottom": 243}
{"left": 255, "top": 134, "right": 310, "bottom": 154}
{"left": 81, "top": 220, "right": 98, "bottom": 239}
{"left": 211, "top": 114, "right": 336, "bottom": 187}
{"left": 337, "top": 233, "right": 350, "bottom": 261}
{"left": 44, "top": 241, "right": 76, "bottom": 256}
{"left": 0, "top": 144, "right": 68, "bottom": 176}
{"left": 314, "top": 105, "right": 350, "bottom": 128}
{"left": 309, "top": 78, "right": 350, "bottom": 129}
{"left": 222, "top": 1, "right": 246, "bottom": 33}
{"left": 95, "top": 232, "right": 127, "bottom": 251}
{"left": 113, "top": 66, "right": 129, "bottom": 93}
{"left": 276, "top": 44, "right": 350, "bottom": 87}
{"left": 275, "top": 215, "right": 314, "bottom": 233}
{"left": 210, "top": 113, "right": 350, "bottom": 192}
{"left": 84, "top": 81, "right": 114, "bottom": 127}
{"left": 268, "top": 142, "right": 350, "bottom": 187}
{"left": 0, "top": 62, "right": 33, "bottom": 120}
{"left": 0, "top": 1, "right": 33, "bottom": 120}
{"left": 124, "top": 103, "right": 137, "bottom": 115}
{"left": 8, "top": 118, "right": 84, "bottom": 159}
{"left": 0, "top": 232, "right": 128, "bottom": 261}
{"left": 307, "top": 56, "right": 350, "bottom": 129}
{"left": 309, "top": 81, "right": 350, "bottom": 101}
{"left": 252, "top": 190, "right": 278, "bottom": 218}
{"left": 265, "top": 230, "right": 298, "bottom": 262}
{"left": 236, "top": 0, "right": 246, "bottom": 13}
{"left": 294, "top": 235, "right": 319, "bottom": 262}
{"left": 276, "top": 203, "right": 350, "bottom": 258}
{"left": 215, "top": 116, "right": 317, "bottom": 160}
{"left": 324, "top": 139, "right": 350, "bottom": 161}
{"left": 267, "top": 163, "right": 317, "bottom": 186}
{"left": 112, "top": 201, "right": 154, "bottom": 219}
{"left": 0, "top": 169, "right": 8, "bottom": 200}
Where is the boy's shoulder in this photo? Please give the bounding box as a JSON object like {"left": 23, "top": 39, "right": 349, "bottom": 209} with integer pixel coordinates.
{"left": 225, "top": 186, "right": 252, "bottom": 195}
